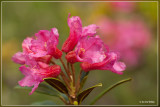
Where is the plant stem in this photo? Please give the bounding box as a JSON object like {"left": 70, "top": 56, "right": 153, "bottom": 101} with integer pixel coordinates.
{"left": 76, "top": 69, "right": 82, "bottom": 93}
{"left": 50, "top": 60, "right": 55, "bottom": 65}
{"left": 60, "top": 71, "right": 71, "bottom": 91}
{"left": 70, "top": 64, "right": 75, "bottom": 86}
{"left": 60, "top": 58, "right": 72, "bottom": 81}
{"left": 90, "top": 78, "right": 132, "bottom": 105}
{"left": 67, "top": 61, "right": 72, "bottom": 80}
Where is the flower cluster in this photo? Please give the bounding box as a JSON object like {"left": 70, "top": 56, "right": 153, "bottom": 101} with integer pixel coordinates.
{"left": 12, "top": 28, "right": 62, "bottom": 95}
{"left": 12, "top": 14, "right": 126, "bottom": 95}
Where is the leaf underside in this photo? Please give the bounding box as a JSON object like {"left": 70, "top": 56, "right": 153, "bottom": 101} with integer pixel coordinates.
{"left": 44, "top": 77, "right": 68, "bottom": 94}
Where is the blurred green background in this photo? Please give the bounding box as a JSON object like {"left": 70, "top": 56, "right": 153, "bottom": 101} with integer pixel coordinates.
{"left": 2, "top": 1, "right": 158, "bottom": 105}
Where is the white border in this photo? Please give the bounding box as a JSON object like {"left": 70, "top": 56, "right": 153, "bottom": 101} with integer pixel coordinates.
{"left": 1, "top": 1, "right": 159, "bottom": 106}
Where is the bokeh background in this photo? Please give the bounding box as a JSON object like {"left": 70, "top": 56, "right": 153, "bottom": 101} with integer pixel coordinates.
{"left": 2, "top": 1, "right": 158, "bottom": 105}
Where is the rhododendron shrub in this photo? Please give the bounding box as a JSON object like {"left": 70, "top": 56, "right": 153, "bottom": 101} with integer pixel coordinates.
{"left": 13, "top": 14, "right": 131, "bottom": 105}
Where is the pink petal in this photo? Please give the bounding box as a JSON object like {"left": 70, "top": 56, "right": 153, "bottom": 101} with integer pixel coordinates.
{"left": 82, "top": 24, "right": 99, "bottom": 37}
{"left": 46, "top": 40, "right": 56, "bottom": 55}
{"left": 37, "top": 62, "right": 49, "bottom": 68}
{"left": 112, "top": 62, "right": 126, "bottom": 74}
{"left": 22, "top": 37, "right": 33, "bottom": 53}
{"left": 36, "top": 55, "right": 52, "bottom": 64}
{"left": 50, "top": 28, "right": 59, "bottom": 41}
{"left": 47, "top": 28, "right": 60, "bottom": 58}
{"left": 18, "top": 66, "right": 37, "bottom": 87}
{"left": 30, "top": 50, "right": 47, "bottom": 58}
{"left": 35, "top": 30, "right": 50, "bottom": 42}
{"left": 12, "top": 52, "right": 25, "bottom": 64}
{"left": 19, "top": 66, "right": 44, "bottom": 95}
{"left": 29, "top": 82, "right": 40, "bottom": 95}
{"left": 30, "top": 39, "right": 47, "bottom": 57}
{"left": 18, "top": 75, "right": 35, "bottom": 87}
{"left": 19, "top": 65, "right": 31, "bottom": 75}
{"left": 25, "top": 56, "right": 38, "bottom": 68}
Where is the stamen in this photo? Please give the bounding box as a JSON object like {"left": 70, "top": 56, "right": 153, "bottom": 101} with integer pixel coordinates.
{"left": 78, "top": 48, "right": 85, "bottom": 55}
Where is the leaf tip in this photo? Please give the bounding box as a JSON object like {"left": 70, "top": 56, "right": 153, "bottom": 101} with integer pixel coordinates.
{"left": 127, "top": 78, "right": 132, "bottom": 81}
{"left": 98, "top": 83, "right": 102, "bottom": 87}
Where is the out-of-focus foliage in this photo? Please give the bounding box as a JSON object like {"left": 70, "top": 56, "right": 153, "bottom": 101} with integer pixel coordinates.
{"left": 2, "top": 2, "right": 157, "bottom": 105}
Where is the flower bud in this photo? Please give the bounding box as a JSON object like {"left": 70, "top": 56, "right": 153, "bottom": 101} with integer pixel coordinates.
{"left": 65, "top": 51, "right": 78, "bottom": 64}
{"left": 51, "top": 48, "right": 62, "bottom": 59}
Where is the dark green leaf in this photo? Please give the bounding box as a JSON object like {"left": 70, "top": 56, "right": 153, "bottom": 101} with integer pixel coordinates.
{"left": 79, "top": 71, "right": 89, "bottom": 91}
{"left": 79, "top": 75, "right": 88, "bottom": 91}
{"left": 31, "top": 100, "right": 56, "bottom": 105}
{"left": 77, "top": 83, "right": 102, "bottom": 104}
{"left": 80, "top": 71, "right": 89, "bottom": 82}
{"left": 90, "top": 78, "right": 132, "bottom": 105}
{"left": 43, "top": 77, "right": 68, "bottom": 94}
{"left": 15, "top": 83, "right": 59, "bottom": 96}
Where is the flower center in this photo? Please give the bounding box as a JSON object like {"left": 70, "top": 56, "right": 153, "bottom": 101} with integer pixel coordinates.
{"left": 44, "top": 42, "right": 47, "bottom": 48}
{"left": 78, "top": 48, "right": 85, "bottom": 55}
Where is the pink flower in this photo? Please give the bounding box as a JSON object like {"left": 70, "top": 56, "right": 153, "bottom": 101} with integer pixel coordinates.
{"left": 21, "top": 28, "right": 62, "bottom": 59}
{"left": 30, "top": 28, "right": 62, "bottom": 58}
{"left": 12, "top": 28, "right": 62, "bottom": 94}
{"left": 66, "top": 36, "right": 126, "bottom": 74}
{"left": 12, "top": 28, "right": 62, "bottom": 65}
{"left": 19, "top": 63, "right": 61, "bottom": 95}
{"left": 111, "top": 2, "right": 135, "bottom": 12}
{"left": 62, "top": 14, "right": 98, "bottom": 53}
{"left": 75, "top": 36, "right": 108, "bottom": 63}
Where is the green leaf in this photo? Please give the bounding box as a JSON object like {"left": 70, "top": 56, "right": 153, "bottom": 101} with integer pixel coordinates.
{"left": 15, "top": 83, "right": 59, "bottom": 97}
{"left": 77, "top": 83, "right": 102, "bottom": 104}
{"left": 31, "top": 100, "right": 56, "bottom": 105}
{"left": 59, "top": 93, "right": 69, "bottom": 102}
{"left": 79, "top": 75, "right": 88, "bottom": 91}
{"left": 80, "top": 71, "right": 89, "bottom": 82}
{"left": 79, "top": 71, "right": 89, "bottom": 91}
{"left": 90, "top": 78, "right": 132, "bottom": 105}
{"left": 43, "top": 77, "right": 68, "bottom": 94}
